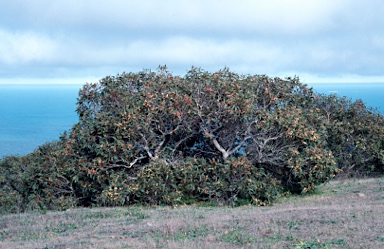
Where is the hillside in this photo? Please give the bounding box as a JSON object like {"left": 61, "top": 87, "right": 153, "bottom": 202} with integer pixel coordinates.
{"left": 1, "top": 177, "right": 383, "bottom": 249}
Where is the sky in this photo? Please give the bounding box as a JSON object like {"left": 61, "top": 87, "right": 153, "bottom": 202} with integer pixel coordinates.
{"left": 1, "top": 0, "right": 384, "bottom": 84}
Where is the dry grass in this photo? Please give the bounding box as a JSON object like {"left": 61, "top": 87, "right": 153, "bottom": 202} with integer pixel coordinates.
{"left": 1, "top": 177, "right": 383, "bottom": 249}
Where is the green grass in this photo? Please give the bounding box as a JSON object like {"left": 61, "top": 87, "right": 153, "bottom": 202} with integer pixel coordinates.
{"left": 0, "top": 177, "right": 383, "bottom": 248}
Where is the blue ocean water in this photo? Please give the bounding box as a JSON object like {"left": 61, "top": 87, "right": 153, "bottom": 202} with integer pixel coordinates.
{"left": 307, "top": 83, "right": 384, "bottom": 113}
{"left": 0, "top": 84, "right": 82, "bottom": 158}
{"left": 0, "top": 83, "right": 383, "bottom": 158}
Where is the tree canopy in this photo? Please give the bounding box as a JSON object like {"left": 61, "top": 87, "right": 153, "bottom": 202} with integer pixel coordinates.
{"left": 1, "top": 67, "right": 383, "bottom": 213}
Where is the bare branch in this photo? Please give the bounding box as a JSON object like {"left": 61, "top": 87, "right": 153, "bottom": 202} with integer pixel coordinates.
{"left": 140, "top": 133, "right": 155, "bottom": 160}
{"left": 212, "top": 137, "right": 229, "bottom": 160}
{"left": 153, "top": 139, "right": 165, "bottom": 160}
{"left": 227, "top": 135, "right": 252, "bottom": 156}
{"left": 106, "top": 155, "right": 146, "bottom": 169}
{"left": 139, "top": 132, "right": 166, "bottom": 161}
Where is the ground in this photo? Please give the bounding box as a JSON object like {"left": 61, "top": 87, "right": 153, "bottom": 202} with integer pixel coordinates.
{"left": 1, "top": 177, "right": 383, "bottom": 249}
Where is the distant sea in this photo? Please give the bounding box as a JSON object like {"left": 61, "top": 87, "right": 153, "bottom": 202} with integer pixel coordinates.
{"left": 0, "top": 84, "right": 82, "bottom": 158}
{"left": 0, "top": 83, "right": 383, "bottom": 158}
{"left": 306, "top": 82, "right": 384, "bottom": 113}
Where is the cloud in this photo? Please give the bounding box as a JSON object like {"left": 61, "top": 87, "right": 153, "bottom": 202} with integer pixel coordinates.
{"left": 0, "top": 30, "right": 57, "bottom": 65}
{"left": 1, "top": 0, "right": 384, "bottom": 82}
{"left": 1, "top": 0, "right": 346, "bottom": 36}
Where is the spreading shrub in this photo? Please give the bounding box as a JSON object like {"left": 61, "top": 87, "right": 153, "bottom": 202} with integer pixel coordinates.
{"left": 1, "top": 66, "right": 382, "bottom": 213}
{"left": 315, "top": 94, "right": 384, "bottom": 176}
{"left": 0, "top": 142, "right": 77, "bottom": 213}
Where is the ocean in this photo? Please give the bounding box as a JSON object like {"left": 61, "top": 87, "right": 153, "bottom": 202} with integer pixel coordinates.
{"left": 306, "top": 82, "right": 384, "bottom": 113}
{"left": 0, "top": 84, "right": 82, "bottom": 158}
{"left": 0, "top": 83, "right": 383, "bottom": 158}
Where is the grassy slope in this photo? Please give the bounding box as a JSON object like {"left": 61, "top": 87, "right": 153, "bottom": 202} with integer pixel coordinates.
{"left": 0, "top": 177, "right": 383, "bottom": 249}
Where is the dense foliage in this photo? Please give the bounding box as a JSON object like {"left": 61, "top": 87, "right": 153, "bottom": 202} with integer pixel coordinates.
{"left": 1, "top": 67, "right": 383, "bottom": 213}
{"left": 315, "top": 95, "right": 384, "bottom": 176}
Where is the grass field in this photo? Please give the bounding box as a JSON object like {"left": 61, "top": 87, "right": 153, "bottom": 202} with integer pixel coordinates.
{"left": 1, "top": 177, "right": 383, "bottom": 249}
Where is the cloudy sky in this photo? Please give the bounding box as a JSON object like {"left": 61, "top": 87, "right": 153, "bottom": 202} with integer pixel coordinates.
{"left": 1, "top": 0, "right": 384, "bottom": 84}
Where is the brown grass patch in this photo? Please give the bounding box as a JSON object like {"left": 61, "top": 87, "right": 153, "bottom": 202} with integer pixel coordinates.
{"left": 1, "top": 177, "right": 383, "bottom": 248}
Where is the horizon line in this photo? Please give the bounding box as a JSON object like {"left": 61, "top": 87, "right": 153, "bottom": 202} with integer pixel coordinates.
{"left": 1, "top": 74, "right": 384, "bottom": 85}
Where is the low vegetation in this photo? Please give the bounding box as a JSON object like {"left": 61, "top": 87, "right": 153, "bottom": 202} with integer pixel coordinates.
{"left": 1, "top": 67, "right": 383, "bottom": 213}
{"left": 1, "top": 177, "right": 383, "bottom": 248}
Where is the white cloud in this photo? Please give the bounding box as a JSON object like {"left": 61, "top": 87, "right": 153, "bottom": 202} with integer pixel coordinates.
{"left": 2, "top": 0, "right": 346, "bottom": 35}
{"left": 0, "top": 30, "right": 57, "bottom": 65}
{"left": 1, "top": 0, "right": 384, "bottom": 82}
{"left": 51, "top": 36, "right": 285, "bottom": 75}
